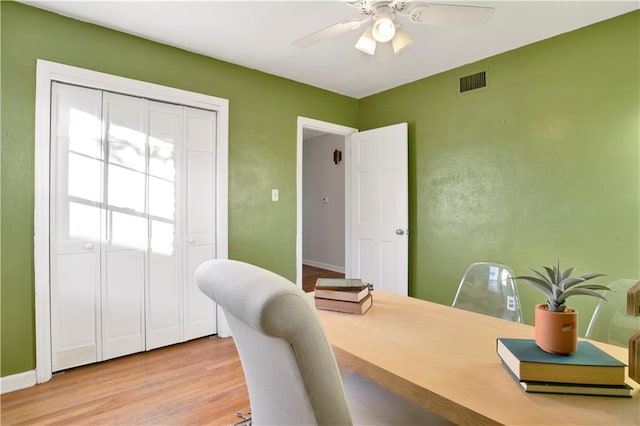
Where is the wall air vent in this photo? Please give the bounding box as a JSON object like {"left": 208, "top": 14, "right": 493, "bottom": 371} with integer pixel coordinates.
{"left": 459, "top": 71, "right": 487, "bottom": 93}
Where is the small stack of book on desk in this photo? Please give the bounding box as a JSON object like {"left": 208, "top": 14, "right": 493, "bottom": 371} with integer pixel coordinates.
{"left": 497, "top": 338, "right": 633, "bottom": 397}
{"left": 314, "top": 278, "right": 372, "bottom": 315}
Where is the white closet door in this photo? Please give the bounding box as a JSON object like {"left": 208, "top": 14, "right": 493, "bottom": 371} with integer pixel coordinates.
{"left": 101, "top": 92, "right": 147, "bottom": 360}
{"left": 184, "top": 107, "right": 217, "bottom": 340}
{"left": 146, "top": 101, "right": 183, "bottom": 349}
{"left": 51, "top": 84, "right": 220, "bottom": 371}
{"left": 50, "top": 83, "right": 104, "bottom": 371}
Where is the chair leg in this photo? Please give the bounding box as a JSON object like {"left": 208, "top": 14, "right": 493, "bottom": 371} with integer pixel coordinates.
{"left": 233, "top": 408, "right": 251, "bottom": 426}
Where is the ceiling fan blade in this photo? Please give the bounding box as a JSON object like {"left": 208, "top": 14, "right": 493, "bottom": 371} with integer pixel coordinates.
{"left": 406, "top": 3, "right": 494, "bottom": 27}
{"left": 293, "top": 17, "right": 369, "bottom": 48}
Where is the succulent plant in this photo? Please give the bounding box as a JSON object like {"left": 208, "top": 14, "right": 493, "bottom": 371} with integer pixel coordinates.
{"left": 515, "top": 261, "right": 609, "bottom": 312}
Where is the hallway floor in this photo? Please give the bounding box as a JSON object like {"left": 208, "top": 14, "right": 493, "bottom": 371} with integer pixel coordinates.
{"left": 302, "top": 265, "right": 344, "bottom": 292}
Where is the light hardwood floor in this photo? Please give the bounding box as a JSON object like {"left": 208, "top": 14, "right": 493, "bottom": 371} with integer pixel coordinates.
{"left": 1, "top": 337, "right": 250, "bottom": 426}
{"left": 3, "top": 266, "right": 342, "bottom": 425}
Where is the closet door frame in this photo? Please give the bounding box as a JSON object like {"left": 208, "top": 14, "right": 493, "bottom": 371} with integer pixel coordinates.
{"left": 34, "top": 59, "right": 229, "bottom": 384}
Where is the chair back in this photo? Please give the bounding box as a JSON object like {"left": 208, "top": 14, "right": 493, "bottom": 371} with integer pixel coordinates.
{"left": 585, "top": 279, "right": 640, "bottom": 347}
{"left": 452, "top": 262, "right": 523, "bottom": 323}
{"left": 195, "top": 259, "right": 352, "bottom": 426}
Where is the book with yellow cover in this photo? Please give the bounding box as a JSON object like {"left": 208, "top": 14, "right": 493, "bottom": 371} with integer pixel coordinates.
{"left": 500, "top": 360, "right": 633, "bottom": 398}
{"left": 519, "top": 379, "right": 633, "bottom": 397}
{"left": 315, "top": 293, "right": 373, "bottom": 315}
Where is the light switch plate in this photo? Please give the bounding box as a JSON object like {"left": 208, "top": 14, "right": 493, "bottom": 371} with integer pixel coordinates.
{"left": 271, "top": 189, "right": 279, "bottom": 202}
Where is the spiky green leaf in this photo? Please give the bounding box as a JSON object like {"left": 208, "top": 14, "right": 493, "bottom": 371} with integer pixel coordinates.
{"left": 574, "top": 284, "right": 611, "bottom": 292}
{"left": 577, "top": 272, "right": 606, "bottom": 282}
{"left": 516, "top": 275, "right": 553, "bottom": 290}
{"left": 514, "top": 276, "right": 554, "bottom": 300}
{"left": 561, "top": 267, "right": 575, "bottom": 281}
{"left": 530, "top": 269, "right": 553, "bottom": 286}
{"left": 559, "top": 276, "right": 586, "bottom": 290}
{"left": 543, "top": 266, "right": 556, "bottom": 283}
{"left": 557, "top": 288, "right": 608, "bottom": 304}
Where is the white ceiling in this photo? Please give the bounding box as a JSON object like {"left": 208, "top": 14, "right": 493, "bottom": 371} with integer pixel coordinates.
{"left": 24, "top": 1, "right": 639, "bottom": 99}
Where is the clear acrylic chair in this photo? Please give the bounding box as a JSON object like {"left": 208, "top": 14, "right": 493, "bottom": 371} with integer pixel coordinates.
{"left": 585, "top": 279, "right": 640, "bottom": 347}
{"left": 452, "top": 262, "right": 523, "bottom": 323}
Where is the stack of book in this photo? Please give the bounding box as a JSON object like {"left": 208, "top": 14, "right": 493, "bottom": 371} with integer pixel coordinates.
{"left": 314, "top": 278, "right": 372, "bottom": 315}
{"left": 496, "top": 338, "right": 633, "bottom": 397}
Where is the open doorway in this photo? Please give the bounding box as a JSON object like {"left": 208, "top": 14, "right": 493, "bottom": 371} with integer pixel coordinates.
{"left": 302, "top": 129, "right": 346, "bottom": 291}
{"left": 296, "top": 117, "right": 357, "bottom": 290}
{"left": 297, "top": 119, "right": 409, "bottom": 295}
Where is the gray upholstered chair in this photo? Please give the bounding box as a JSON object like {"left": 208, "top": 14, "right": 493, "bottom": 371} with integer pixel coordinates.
{"left": 195, "top": 259, "right": 451, "bottom": 426}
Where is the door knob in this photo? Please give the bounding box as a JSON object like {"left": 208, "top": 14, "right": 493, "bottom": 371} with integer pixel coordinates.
{"left": 395, "top": 229, "right": 405, "bottom": 235}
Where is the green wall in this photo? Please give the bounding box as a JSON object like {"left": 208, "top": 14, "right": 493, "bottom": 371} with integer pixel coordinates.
{"left": 359, "top": 10, "right": 640, "bottom": 328}
{"left": 2, "top": 1, "right": 639, "bottom": 379}
{"left": 0, "top": 2, "right": 358, "bottom": 377}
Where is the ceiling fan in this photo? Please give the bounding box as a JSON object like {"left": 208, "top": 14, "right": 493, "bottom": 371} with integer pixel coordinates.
{"left": 293, "top": 0, "right": 494, "bottom": 55}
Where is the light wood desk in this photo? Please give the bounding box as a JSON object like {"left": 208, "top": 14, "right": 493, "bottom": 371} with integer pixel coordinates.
{"left": 316, "top": 290, "right": 640, "bottom": 425}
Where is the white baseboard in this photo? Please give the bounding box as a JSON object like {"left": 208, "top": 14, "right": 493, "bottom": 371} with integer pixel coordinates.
{"left": 303, "top": 259, "right": 345, "bottom": 274}
{"left": 1, "top": 370, "right": 37, "bottom": 394}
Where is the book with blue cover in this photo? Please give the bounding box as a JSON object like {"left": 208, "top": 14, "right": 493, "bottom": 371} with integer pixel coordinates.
{"left": 497, "top": 338, "right": 626, "bottom": 386}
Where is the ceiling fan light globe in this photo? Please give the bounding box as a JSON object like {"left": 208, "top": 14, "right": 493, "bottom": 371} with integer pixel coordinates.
{"left": 392, "top": 28, "right": 413, "bottom": 54}
{"left": 355, "top": 28, "right": 377, "bottom": 55}
{"left": 372, "top": 14, "right": 396, "bottom": 42}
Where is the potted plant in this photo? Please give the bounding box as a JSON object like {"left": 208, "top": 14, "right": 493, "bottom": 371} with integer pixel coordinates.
{"left": 515, "top": 261, "right": 609, "bottom": 355}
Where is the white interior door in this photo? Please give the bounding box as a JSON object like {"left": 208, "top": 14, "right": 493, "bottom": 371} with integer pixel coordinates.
{"left": 348, "top": 123, "right": 408, "bottom": 295}
{"left": 50, "top": 83, "right": 103, "bottom": 371}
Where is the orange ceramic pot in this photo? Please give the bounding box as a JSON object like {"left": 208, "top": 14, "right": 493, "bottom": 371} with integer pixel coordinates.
{"left": 534, "top": 303, "right": 578, "bottom": 355}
